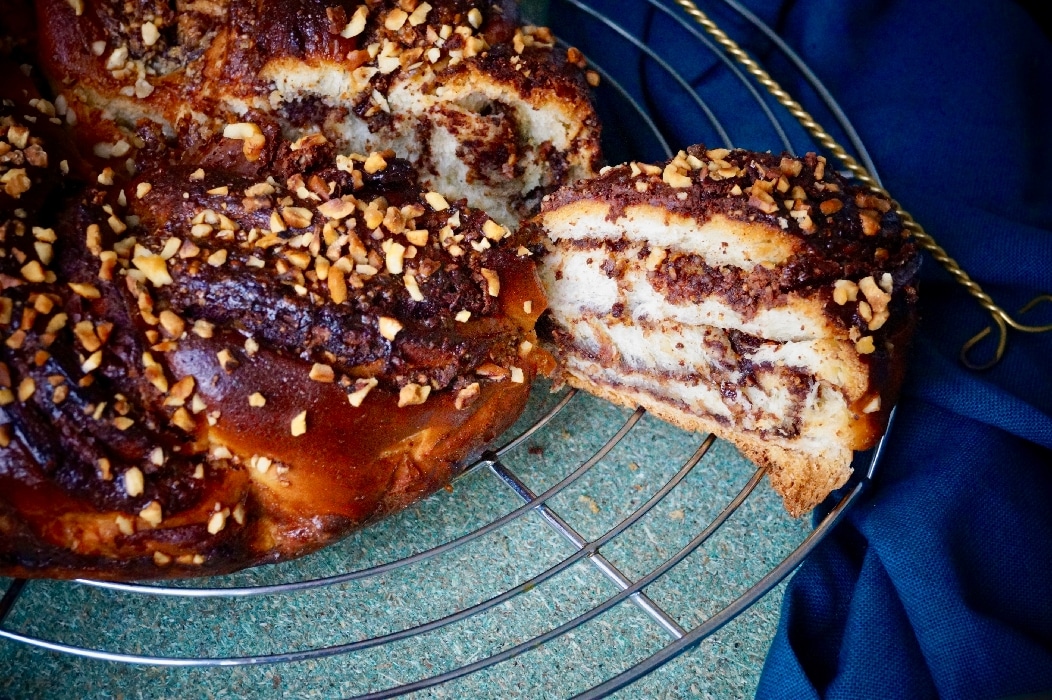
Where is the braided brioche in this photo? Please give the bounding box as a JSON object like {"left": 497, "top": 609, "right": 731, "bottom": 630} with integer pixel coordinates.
{"left": 0, "top": 1, "right": 577, "bottom": 580}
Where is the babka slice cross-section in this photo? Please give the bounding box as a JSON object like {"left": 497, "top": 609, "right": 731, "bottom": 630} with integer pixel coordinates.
{"left": 531, "top": 146, "right": 919, "bottom": 515}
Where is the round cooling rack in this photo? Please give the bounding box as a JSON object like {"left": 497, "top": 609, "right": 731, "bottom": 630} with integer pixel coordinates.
{"left": 0, "top": 1, "right": 894, "bottom": 697}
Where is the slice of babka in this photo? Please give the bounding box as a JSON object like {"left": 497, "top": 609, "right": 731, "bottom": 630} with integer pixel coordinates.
{"left": 530, "top": 146, "right": 919, "bottom": 515}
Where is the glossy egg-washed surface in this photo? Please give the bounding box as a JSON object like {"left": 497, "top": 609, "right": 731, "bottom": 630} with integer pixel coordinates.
{"left": 0, "top": 0, "right": 563, "bottom": 579}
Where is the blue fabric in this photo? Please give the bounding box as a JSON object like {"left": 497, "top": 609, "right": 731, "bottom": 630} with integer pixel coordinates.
{"left": 551, "top": 1, "right": 1052, "bottom": 697}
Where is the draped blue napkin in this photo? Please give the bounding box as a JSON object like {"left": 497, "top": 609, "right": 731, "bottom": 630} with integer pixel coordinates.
{"left": 551, "top": 1, "right": 1052, "bottom": 696}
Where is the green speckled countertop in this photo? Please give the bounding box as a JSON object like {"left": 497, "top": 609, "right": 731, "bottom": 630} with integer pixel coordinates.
{"left": 0, "top": 384, "right": 812, "bottom": 699}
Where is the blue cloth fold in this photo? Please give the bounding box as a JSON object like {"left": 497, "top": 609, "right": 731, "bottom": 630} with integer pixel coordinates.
{"left": 552, "top": 1, "right": 1052, "bottom": 696}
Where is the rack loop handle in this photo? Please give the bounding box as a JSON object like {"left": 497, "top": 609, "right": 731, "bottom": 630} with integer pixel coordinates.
{"left": 961, "top": 294, "right": 1052, "bottom": 370}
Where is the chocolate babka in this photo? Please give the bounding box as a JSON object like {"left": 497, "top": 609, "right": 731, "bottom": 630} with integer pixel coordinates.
{"left": 0, "top": 0, "right": 573, "bottom": 580}
{"left": 530, "top": 146, "right": 919, "bottom": 515}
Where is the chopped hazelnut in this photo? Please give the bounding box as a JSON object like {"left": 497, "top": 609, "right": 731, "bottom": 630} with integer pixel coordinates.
{"left": 855, "top": 336, "right": 876, "bottom": 354}
{"left": 398, "top": 383, "right": 431, "bottom": 407}
{"left": 363, "top": 152, "right": 387, "bottom": 174}
{"left": 347, "top": 377, "right": 378, "bottom": 407}
{"left": 424, "top": 191, "right": 449, "bottom": 211}
{"left": 480, "top": 268, "right": 500, "bottom": 297}
{"left": 309, "top": 363, "right": 335, "bottom": 383}
{"left": 207, "top": 509, "right": 227, "bottom": 535}
{"left": 132, "top": 255, "right": 173, "bottom": 286}
{"left": 124, "top": 466, "right": 144, "bottom": 497}
{"left": 454, "top": 382, "right": 480, "bottom": 410}
{"left": 378, "top": 316, "right": 403, "bottom": 340}
{"left": 139, "top": 500, "right": 163, "bottom": 526}
{"left": 290, "top": 410, "right": 308, "bottom": 436}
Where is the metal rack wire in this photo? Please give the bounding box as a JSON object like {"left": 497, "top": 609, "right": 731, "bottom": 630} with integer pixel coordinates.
{"left": 0, "top": 1, "right": 893, "bottom": 697}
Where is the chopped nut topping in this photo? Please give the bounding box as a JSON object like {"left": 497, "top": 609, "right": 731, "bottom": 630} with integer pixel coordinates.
{"left": 748, "top": 186, "right": 779, "bottom": 215}
{"left": 328, "top": 267, "right": 348, "bottom": 304}
{"left": 408, "top": 2, "right": 431, "bottom": 26}
{"left": 281, "top": 206, "right": 313, "bottom": 229}
{"left": 378, "top": 316, "right": 403, "bottom": 340}
{"left": 81, "top": 350, "right": 103, "bottom": 373}
{"left": 855, "top": 336, "right": 876, "bottom": 354}
{"left": 309, "top": 363, "right": 335, "bottom": 383}
{"left": 398, "top": 383, "right": 431, "bottom": 407}
{"left": 207, "top": 249, "right": 228, "bottom": 266}
{"left": 68, "top": 282, "right": 100, "bottom": 296}
{"left": 819, "top": 199, "right": 843, "bottom": 215}
{"left": 347, "top": 377, "right": 378, "bottom": 407}
{"left": 476, "top": 363, "right": 509, "bottom": 380}
{"left": 115, "top": 514, "right": 134, "bottom": 535}
{"left": 453, "top": 382, "right": 481, "bottom": 410}
{"left": 858, "top": 275, "right": 891, "bottom": 330}
{"left": 404, "top": 273, "right": 424, "bottom": 301}
{"left": 132, "top": 255, "right": 174, "bottom": 286}
{"left": 510, "top": 367, "right": 525, "bottom": 384}
{"left": 859, "top": 210, "right": 882, "bottom": 236}
{"left": 455, "top": 310, "right": 471, "bottom": 323}
{"left": 385, "top": 7, "right": 409, "bottom": 30}
{"left": 480, "top": 268, "right": 500, "bottom": 297}
{"left": 482, "top": 220, "right": 508, "bottom": 241}
{"left": 662, "top": 163, "right": 692, "bottom": 188}
{"left": 342, "top": 5, "right": 368, "bottom": 37}
{"left": 17, "top": 377, "right": 35, "bottom": 402}
{"left": 290, "top": 410, "right": 308, "bottom": 437}
{"left": 862, "top": 395, "right": 881, "bottom": 414}
{"left": 21, "top": 260, "right": 46, "bottom": 283}
{"left": 249, "top": 392, "right": 267, "bottom": 407}
{"left": 191, "top": 223, "right": 213, "bottom": 238}
{"left": 160, "top": 237, "right": 181, "bottom": 259}
{"left": 139, "top": 500, "right": 163, "bottom": 526}
{"left": 192, "top": 319, "right": 214, "bottom": 338}
{"left": 424, "top": 191, "right": 449, "bottom": 211}
{"left": 250, "top": 455, "right": 273, "bottom": 474}
{"left": 383, "top": 240, "right": 406, "bottom": 274}
{"left": 363, "top": 152, "right": 387, "bottom": 174}
{"left": 318, "top": 196, "right": 356, "bottom": 220}
{"left": 833, "top": 279, "right": 859, "bottom": 305}
{"left": 207, "top": 509, "right": 227, "bottom": 535}
{"left": 124, "top": 467, "right": 144, "bottom": 497}
{"left": 217, "top": 349, "right": 238, "bottom": 371}
{"left": 158, "top": 310, "right": 185, "bottom": 338}
{"left": 141, "top": 21, "right": 160, "bottom": 46}
{"left": 222, "top": 122, "right": 266, "bottom": 160}
{"left": 404, "top": 228, "right": 429, "bottom": 246}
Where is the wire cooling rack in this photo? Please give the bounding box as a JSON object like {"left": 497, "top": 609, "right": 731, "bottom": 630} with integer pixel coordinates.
{"left": 0, "top": 1, "right": 895, "bottom": 697}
